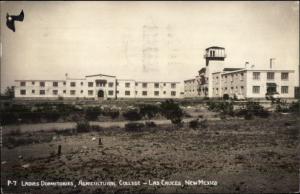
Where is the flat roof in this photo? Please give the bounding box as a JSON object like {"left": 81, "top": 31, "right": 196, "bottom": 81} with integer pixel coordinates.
{"left": 15, "top": 80, "right": 65, "bottom": 82}
{"left": 184, "top": 78, "right": 196, "bottom": 82}
{"left": 85, "top": 74, "right": 116, "bottom": 78}
{"left": 221, "top": 68, "right": 295, "bottom": 75}
{"left": 205, "top": 46, "right": 224, "bottom": 50}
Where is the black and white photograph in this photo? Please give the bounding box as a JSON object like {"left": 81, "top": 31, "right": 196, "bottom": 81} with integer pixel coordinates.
{"left": 0, "top": 1, "right": 299, "bottom": 193}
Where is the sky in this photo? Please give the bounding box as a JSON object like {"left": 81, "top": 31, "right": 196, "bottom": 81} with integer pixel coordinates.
{"left": 0, "top": 1, "right": 299, "bottom": 93}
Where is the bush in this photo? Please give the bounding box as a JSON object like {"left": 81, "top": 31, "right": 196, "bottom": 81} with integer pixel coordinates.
{"left": 207, "top": 101, "right": 234, "bottom": 116}
{"left": 160, "top": 100, "right": 183, "bottom": 125}
{"left": 199, "top": 119, "right": 208, "bottom": 129}
{"left": 145, "top": 121, "right": 157, "bottom": 127}
{"left": 125, "top": 122, "right": 145, "bottom": 132}
{"left": 189, "top": 119, "right": 199, "bottom": 129}
{"left": 123, "top": 109, "right": 142, "bottom": 121}
{"left": 289, "top": 100, "right": 300, "bottom": 113}
{"left": 223, "top": 94, "right": 229, "bottom": 100}
{"left": 85, "top": 107, "right": 102, "bottom": 121}
{"left": 139, "top": 104, "right": 160, "bottom": 119}
{"left": 102, "top": 109, "right": 120, "bottom": 119}
{"left": 76, "top": 120, "right": 90, "bottom": 133}
{"left": 235, "top": 101, "right": 269, "bottom": 119}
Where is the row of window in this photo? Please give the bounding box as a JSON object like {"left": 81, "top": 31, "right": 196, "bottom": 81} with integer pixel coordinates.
{"left": 20, "top": 81, "right": 178, "bottom": 88}
{"left": 123, "top": 91, "right": 176, "bottom": 96}
{"left": 123, "top": 82, "right": 177, "bottom": 88}
{"left": 20, "top": 90, "right": 114, "bottom": 96}
{"left": 222, "top": 73, "right": 244, "bottom": 82}
{"left": 252, "top": 86, "right": 289, "bottom": 94}
{"left": 20, "top": 81, "right": 115, "bottom": 88}
{"left": 253, "top": 72, "right": 289, "bottom": 80}
{"left": 19, "top": 90, "right": 177, "bottom": 96}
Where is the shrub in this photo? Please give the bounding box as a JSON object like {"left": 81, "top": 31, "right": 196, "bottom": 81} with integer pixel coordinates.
{"left": 125, "top": 122, "right": 145, "bottom": 132}
{"left": 8, "top": 128, "right": 21, "bottom": 136}
{"left": 139, "top": 104, "right": 160, "bottom": 119}
{"left": 160, "top": 100, "right": 183, "bottom": 125}
{"left": 189, "top": 119, "right": 199, "bottom": 129}
{"left": 76, "top": 120, "right": 90, "bottom": 133}
{"left": 235, "top": 101, "right": 269, "bottom": 119}
{"left": 289, "top": 100, "right": 300, "bottom": 113}
{"left": 123, "top": 109, "right": 142, "bottom": 121}
{"left": 145, "top": 121, "right": 157, "bottom": 127}
{"left": 223, "top": 94, "right": 229, "bottom": 100}
{"left": 207, "top": 101, "right": 234, "bottom": 116}
{"left": 85, "top": 107, "right": 102, "bottom": 121}
{"left": 199, "top": 119, "right": 208, "bottom": 129}
{"left": 102, "top": 109, "right": 120, "bottom": 119}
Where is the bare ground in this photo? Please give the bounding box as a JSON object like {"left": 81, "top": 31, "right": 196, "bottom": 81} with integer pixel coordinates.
{"left": 1, "top": 114, "right": 299, "bottom": 194}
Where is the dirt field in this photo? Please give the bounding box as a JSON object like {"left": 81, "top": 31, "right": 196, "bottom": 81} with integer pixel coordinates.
{"left": 1, "top": 111, "right": 299, "bottom": 194}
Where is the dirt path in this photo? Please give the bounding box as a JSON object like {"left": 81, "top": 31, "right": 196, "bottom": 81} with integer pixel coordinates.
{"left": 2, "top": 118, "right": 221, "bottom": 134}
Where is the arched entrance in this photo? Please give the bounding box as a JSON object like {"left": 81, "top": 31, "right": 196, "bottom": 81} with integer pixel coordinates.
{"left": 98, "top": 90, "right": 104, "bottom": 98}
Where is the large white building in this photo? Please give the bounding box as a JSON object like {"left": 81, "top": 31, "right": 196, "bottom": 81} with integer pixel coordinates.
{"left": 14, "top": 74, "right": 183, "bottom": 100}
{"left": 184, "top": 46, "right": 296, "bottom": 99}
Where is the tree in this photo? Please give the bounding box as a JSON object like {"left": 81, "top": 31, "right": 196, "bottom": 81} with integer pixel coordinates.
{"left": 3, "top": 86, "right": 14, "bottom": 98}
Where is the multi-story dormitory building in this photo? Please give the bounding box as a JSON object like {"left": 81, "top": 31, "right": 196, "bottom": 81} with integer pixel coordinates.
{"left": 184, "top": 46, "right": 296, "bottom": 99}
{"left": 14, "top": 74, "right": 183, "bottom": 100}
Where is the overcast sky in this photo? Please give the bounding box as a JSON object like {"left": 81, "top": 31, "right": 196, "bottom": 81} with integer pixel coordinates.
{"left": 1, "top": 1, "right": 299, "bottom": 92}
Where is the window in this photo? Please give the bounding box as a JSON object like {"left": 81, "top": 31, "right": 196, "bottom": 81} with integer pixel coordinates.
{"left": 40, "top": 90, "right": 45, "bottom": 95}
{"left": 267, "top": 72, "right": 274, "bottom": 80}
{"left": 108, "top": 82, "right": 114, "bottom": 87}
{"left": 163, "top": 83, "right": 166, "bottom": 86}
{"left": 154, "top": 91, "right": 159, "bottom": 96}
{"left": 53, "top": 90, "right": 58, "bottom": 95}
{"left": 163, "top": 91, "right": 166, "bottom": 94}
{"left": 108, "top": 90, "right": 114, "bottom": 96}
{"left": 70, "top": 82, "right": 76, "bottom": 87}
{"left": 88, "top": 82, "right": 93, "bottom": 87}
{"left": 154, "top": 83, "right": 159, "bottom": 88}
{"left": 171, "top": 91, "right": 176, "bottom": 96}
{"left": 80, "top": 90, "right": 83, "bottom": 94}
{"left": 171, "top": 83, "right": 176, "bottom": 88}
{"left": 53, "top": 82, "right": 58, "bottom": 87}
{"left": 63, "top": 90, "right": 66, "bottom": 94}
{"left": 116, "top": 90, "right": 119, "bottom": 94}
{"left": 40, "top": 82, "right": 45, "bottom": 87}
{"left": 116, "top": 82, "right": 119, "bottom": 86}
{"left": 281, "top": 72, "right": 289, "bottom": 80}
{"left": 20, "top": 82, "right": 26, "bottom": 86}
{"left": 252, "top": 86, "right": 260, "bottom": 94}
{"left": 80, "top": 82, "right": 83, "bottom": 86}
{"left": 32, "top": 90, "right": 35, "bottom": 94}
{"left": 70, "top": 90, "right": 76, "bottom": 95}
{"left": 135, "top": 83, "right": 138, "bottom": 86}
{"left": 253, "top": 72, "right": 260, "bottom": 80}
{"left": 281, "top": 86, "right": 288, "bottom": 94}
{"left": 63, "top": 82, "right": 66, "bottom": 86}
{"left": 32, "top": 81, "right": 35, "bottom": 85}
{"left": 20, "top": 90, "right": 26, "bottom": 95}
{"left": 142, "top": 83, "right": 147, "bottom": 88}
{"left": 240, "top": 73, "right": 244, "bottom": 81}
{"left": 142, "top": 91, "right": 147, "bottom": 96}
{"left": 125, "top": 82, "right": 130, "bottom": 88}
{"left": 125, "top": 91, "right": 130, "bottom": 96}
{"left": 135, "top": 91, "right": 138, "bottom": 95}
{"left": 88, "top": 90, "right": 93, "bottom": 95}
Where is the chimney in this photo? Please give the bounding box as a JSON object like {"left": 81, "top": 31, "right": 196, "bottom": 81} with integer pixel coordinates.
{"left": 270, "top": 58, "right": 275, "bottom": 69}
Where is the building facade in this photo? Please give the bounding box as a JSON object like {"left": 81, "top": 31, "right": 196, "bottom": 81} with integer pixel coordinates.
{"left": 14, "top": 74, "right": 183, "bottom": 100}
{"left": 184, "top": 46, "right": 296, "bottom": 99}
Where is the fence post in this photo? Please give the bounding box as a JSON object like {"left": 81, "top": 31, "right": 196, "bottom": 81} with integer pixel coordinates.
{"left": 57, "top": 145, "right": 62, "bottom": 156}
